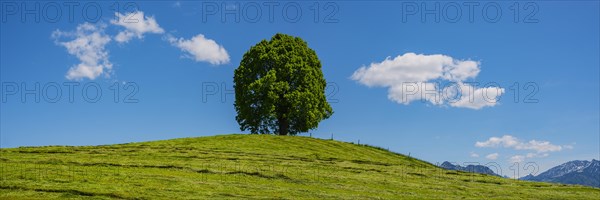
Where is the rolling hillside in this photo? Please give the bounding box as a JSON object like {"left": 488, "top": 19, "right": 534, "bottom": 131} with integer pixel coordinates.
{"left": 0, "top": 134, "right": 598, "bottom": 199}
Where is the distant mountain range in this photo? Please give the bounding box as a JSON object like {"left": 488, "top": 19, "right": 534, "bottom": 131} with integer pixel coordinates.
{"left": 440, "top": 161, "right": 501, "bottom": 177}
{"left": 520, "top": 159, "right": 599, "bottom": 188}
{"left": 441, "top": 159, "right": 599, "bottom": 188}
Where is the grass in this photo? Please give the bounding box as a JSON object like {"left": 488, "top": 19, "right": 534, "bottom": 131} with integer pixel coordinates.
{"left": 0, "top": 134, "right": 598, "bottom": 199}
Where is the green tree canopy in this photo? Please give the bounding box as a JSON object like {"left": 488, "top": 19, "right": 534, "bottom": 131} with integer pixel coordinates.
{"left": 234, "top": 33, "right": 333, "bottom": 135}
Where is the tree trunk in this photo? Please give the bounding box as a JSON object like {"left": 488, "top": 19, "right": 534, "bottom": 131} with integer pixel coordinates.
{"left": 278, "top": 116, "right": 289, "bottom": 135}
{"left": 277, "top": 92, "right": 289, "bottom": 136}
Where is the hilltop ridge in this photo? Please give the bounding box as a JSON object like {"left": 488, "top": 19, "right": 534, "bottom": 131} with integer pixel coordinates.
{"left": 0, "top": 134, "right": 598, "bottom": 199}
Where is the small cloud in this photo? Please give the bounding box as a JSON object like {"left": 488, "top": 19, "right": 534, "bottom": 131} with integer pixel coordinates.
{"left": 111, "top": 11, "right": 164, "bottom": 43}
{"left": 475, "top": 135, "right": 520, "bottom": 148}
{"left": 470, "top": 152, "right": 480, "bottom": 158}
{"left": 449, "top": 83, "right": 505, "bottom": 110}
{"left": 53, "top": 23, "right": 112, "bottom": 80}
{"left": 526, "top": 152, "right": 549, "bottom": 158}
{"left": 172, "top": 1, "right": 181, "bottom": 8}
{"left": 475, "top": 135, "right": 565, "bottom": 153}
{"left": 516, "top": 140, "right": 563, "bottom": 153}
{"left": 476, "top": 135, "right": 571, "bottom": 163}
{"left": 167, "top": 34, "right": 230, "bottom": 65}
{"left": 485, "top": 153, "right": 499, "bottom": 160}
{"left": 509, "top": 155, "right": 525, "bottom": 163}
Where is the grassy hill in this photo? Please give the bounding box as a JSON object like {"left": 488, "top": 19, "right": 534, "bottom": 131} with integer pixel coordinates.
{"left": 0, "top": 134, "right": 598, "bottom": 199}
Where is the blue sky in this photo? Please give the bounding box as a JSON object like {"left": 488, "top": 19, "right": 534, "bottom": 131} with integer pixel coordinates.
{"left": 1, "top": 1, "right": 598, "bottom": 177}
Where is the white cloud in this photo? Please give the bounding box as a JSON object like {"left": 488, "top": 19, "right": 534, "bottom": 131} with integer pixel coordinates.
{"left": 485, "top": 153, "right": 499, "bottom": 160}
{"left": 476, "top": 135, "right": 570, "bottom": 163}
{"left": 475, "top": 135, "right": 565, "bottom": 153}
{"left": 526, "top": 153, "right": 536, "bottom": 158}
{"left": 386, "top": 82, "right": 443, "bottom": 105}
{"left": 475, "top": 135, "right": 520, "bottom": 148}
{"left": 172, "top": 1, "right": 181, "bottom": 8}
{"left": 111, "top": 11, "right": 164, "bottom": 43}
{"left": 443, "top": 59, "right": 481, "bottom": 81}
{"left": 449, "top": 83, "right": 505, "bottom": 110}
{"left": 54, "top": 10, "right": 228, "bottom": 80}
{"left": 52, "top": 23, "right": 112, "bottom": 80}
{"left": 167, "top": 34, "right": 230, "bottom": 65}
{"left": 54, "top": 11, "right": 164, "bottom": 80}
{"left": 509, "top": 155, "right": 525, "bottom": 163}
{"left": 508, "top": 153, "right": 549, "bottom": 163}
{"left": 351, "top": 53, "right": 502, "bottom": 109}
{"left": 516, "top": 140, "right": 563, "bottom": 153}
{"left": 470, "top": 152, "right": 479, "bottom": 158}
{"left": 526, "top": 152, "right": 549, "bottom": 158}
{"left": 351, "top": 53, "right": 479, "bottom": 87}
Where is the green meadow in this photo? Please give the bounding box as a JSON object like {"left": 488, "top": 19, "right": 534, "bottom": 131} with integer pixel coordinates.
{"left": 0, "top": 134, "right": 598, "bottom": 199}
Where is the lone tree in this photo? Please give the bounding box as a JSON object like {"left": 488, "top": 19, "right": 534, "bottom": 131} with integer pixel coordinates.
{"left": 234, "top": 33, "right": 333, "bottom": 135}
